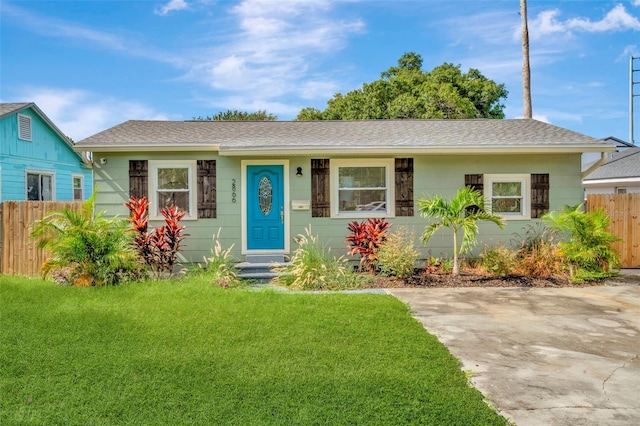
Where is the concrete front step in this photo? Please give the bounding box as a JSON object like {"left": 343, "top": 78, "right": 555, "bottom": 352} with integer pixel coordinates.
{"left": 236, "top": 256, "right": 290, "bottom": 283}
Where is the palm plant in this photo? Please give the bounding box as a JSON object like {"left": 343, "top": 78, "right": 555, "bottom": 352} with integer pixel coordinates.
{"left": 31, "top": 193, "right": 140, "bottom": 286}
{"left": 418, "top": 186, "right": 505, "bottom": 275}
{"left": 542, "top": 204, "right": 620, "bottom": 280}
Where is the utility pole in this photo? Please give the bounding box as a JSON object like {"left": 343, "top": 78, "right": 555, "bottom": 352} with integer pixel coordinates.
{"left": 631, "top": 56, "right": 640, "bottom": 146}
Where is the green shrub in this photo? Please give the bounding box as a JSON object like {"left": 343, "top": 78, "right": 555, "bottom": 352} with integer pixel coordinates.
{"left": 194, "top": 228, "right": 242, "bottom": 288}
{"left": 543, "top": 204, "right": 620, "bottom": 282}
{"left": 377, "top": 227, "right": 420, "bottom": 278}
{"left": 480, "top": 245, "right": 516, "bottom": 277}
{"left": 425, "top": 256, "right": 454, "bottom": 274}
{"left": 275, "top": 227, "right": 364, "bottom": 290}
{"left": 31, "top": 194, "right": 143, "bottom": 286}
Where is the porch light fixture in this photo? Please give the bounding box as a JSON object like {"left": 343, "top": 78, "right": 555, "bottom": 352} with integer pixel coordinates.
{"left": 296, "top": 167, "right": 303, "bottom": 176}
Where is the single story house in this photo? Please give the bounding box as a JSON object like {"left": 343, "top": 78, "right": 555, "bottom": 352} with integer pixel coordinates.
{"left": 582, "top": 136, "right": 634, "bottom": 169}
{"left": 584, "top": 147, "right": 640, "bottom": 195}
{"left": 74, "top": 119, "right": 613, "bottom": 263}
{"left": 0, "top": 102, "right": 93, "bottom": 202}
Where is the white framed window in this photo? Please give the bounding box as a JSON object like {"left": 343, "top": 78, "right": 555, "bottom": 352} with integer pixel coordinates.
{"left": 330, "top": 158, "right": 395, "bottom": 218}
{"left": 72, "top": 175, "right": 84, "bottom": 201}
{"left": 485, "top": 174, "right": 530, "bottom": 220}
{"left": 26, "top": 171, "right": 54, "bottom": 201}
{"left": 18, "top": 114, "right": 32, "bottom": 141}
{"left": 149, "top": 160, "right": 196, "bottom": 220}
{"left": 616, "top": 188, "right": 627, "bottom": 194}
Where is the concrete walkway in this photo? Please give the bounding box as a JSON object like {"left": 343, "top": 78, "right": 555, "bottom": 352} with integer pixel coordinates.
{"left": 386, "top": 282, "right": 640, "bottom": 426}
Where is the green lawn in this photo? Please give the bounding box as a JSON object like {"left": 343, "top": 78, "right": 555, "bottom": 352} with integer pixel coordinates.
{"left": 1, "top": 275, "right": 507, "bottom": 425}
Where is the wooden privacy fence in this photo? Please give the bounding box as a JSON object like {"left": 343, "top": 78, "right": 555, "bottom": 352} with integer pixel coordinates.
{"left": 0, "top": 201, "right": 82, "bottom": 277}
{"left": 586, "top": 194, "right": 640, "bottom": 268}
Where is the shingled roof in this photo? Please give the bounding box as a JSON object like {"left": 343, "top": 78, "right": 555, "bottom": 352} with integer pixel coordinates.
{"left": 74, "top": 118, "right": 613, "bottom": 155}
{"left": 584, "top": 148, "right": 640, "bottom": 181}
{"left": 0, "top": 102, "right": 33, "bottom": 117}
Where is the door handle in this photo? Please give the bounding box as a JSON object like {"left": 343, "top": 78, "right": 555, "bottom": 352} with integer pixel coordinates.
{"left": 280, "top": 207, "right": 284, "bottom": 224}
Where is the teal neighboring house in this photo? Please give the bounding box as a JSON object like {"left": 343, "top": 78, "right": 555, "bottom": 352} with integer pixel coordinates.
{"left": 0, "top": 103, "right": 92, "bottom": 202}
{"left": 74, "top": 119, "right": 613, "bottom": 262}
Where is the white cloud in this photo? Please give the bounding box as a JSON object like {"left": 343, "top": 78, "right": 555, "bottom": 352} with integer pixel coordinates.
{"left": 528, "top": 9, "right": 568, "bottom": 40}
{"left": 618, "top": 44, "right": 639, "bottom": 60}
{"left": 13, "top": 87, "right": 172, "bottom": 140}
{"left": 533, "top": 114, "right": 550, "bottom": 123}
{"left": 188, "top": 0, "right": 365, "bottom": 105}
{"left": 567, "top": 4, "right": 640, "bottom": 32}
{"left": 529, "top": 4, "right": 640, "bottom": 40}
{"left": 631, "top": 0, "right": 640, "bottom": 7}
{"left": 155, "top": 0, "right": 189, "bottom": 16}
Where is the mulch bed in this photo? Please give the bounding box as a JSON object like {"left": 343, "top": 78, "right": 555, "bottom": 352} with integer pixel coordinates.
{"left": 363, "top": 269, "right": 637, "bottom": 289}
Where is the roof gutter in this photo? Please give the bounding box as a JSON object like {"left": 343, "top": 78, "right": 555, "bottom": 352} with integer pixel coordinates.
{"left": 73, "top": 144, "right": 221, "bottom": 153}
{"left": 218, "top": 145, "right": 616, "bottom": 157}
{"left": 581, "top": 151, "right": 609, "bottom": 179}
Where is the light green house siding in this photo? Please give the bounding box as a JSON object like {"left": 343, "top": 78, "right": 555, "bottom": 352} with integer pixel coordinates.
{"left": 91, "top": 150, "right": 581, "bottom": 264}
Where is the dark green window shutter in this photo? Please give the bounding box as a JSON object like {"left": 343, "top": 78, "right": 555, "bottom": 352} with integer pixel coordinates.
{"left": 530, "top": 173, "right": 549, "bottom": 219}
{"left": 197, "top": 160, "right": 216, "bottom": 219}
{"left": 129, "top": 160, "right": 148, "bottom": 199}
{"left": 395, "top": 158, "right": 414, "bottom": 216}
{"left": 464, "top": 174, "right": 484, "bottom": 194}
{"left": 464, "top": 174, "right": 484, "bottom": 213}
{"left": 311, "top": 159, "right": 330, "bottom": 218}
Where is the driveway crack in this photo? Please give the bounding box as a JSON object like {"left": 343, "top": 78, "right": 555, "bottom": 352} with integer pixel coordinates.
{"left": 602, "top": 353, "right": 639, "bottom": 400}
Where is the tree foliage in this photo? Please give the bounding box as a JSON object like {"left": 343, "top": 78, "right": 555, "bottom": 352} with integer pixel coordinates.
{"left": 542, "top": 204, "right": 620, "bottom": 281}
{"left": 193, "top": 110, "right": 277, "bottom": 121}
{"left": 296, "top": 52, "right": 508, "bottom": 120}
{"left": 418, "top": 186, "right": 506, "bottom": 275}
{"left": 31, "top": 193, "right": 141, "bottom": 286}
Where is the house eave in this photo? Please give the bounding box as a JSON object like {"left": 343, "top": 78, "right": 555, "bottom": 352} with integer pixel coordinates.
{"left": 74, "top": 143, "right": 615, "bottom": 156}
{"left": 583, "top": 177, "right": 640, "bottom": 185}
{"left": 73, "top": 144, "right": 221, "bottom": 153}
{"left": 218, "top": 144, "right": 615, "bottom": 157}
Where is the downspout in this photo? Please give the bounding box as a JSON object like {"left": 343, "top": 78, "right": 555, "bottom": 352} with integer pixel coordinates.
{"left": 582, "top": 152, "right": 608, "bottom": 179}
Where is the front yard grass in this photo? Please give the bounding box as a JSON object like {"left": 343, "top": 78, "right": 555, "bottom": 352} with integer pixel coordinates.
{"left": 1, "top": 275, "right": 507, "bottom": 425}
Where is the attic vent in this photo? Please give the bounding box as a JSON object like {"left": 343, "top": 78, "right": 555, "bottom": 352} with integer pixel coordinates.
{"left": 18, "top": 114, "right": 32, "bottom": 141}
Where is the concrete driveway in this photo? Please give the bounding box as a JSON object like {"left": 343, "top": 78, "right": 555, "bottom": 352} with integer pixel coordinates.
{"left": 386, "top": 282, "right": 640, "bottom": 426}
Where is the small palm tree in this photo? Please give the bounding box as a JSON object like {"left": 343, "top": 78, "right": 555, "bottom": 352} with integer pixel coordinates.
{"left": 542, "top": 204, "right": 620, "bottom": 280}
{"left": 418, "top": 186, "right": 506, "bottom": 275}
{"left": 31, "top": 193, "right": 139, "bottom": 285}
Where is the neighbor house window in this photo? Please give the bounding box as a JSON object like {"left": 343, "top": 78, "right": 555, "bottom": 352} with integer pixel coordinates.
{"left": 26, "top": 171, "right": 54, "bottom": 200}
{"left": 149, "top": 160, "right": 196, "bottom": 220}
{"left": 330, "top": 159, "right": 394, "bottom": 218}
{"left": 72, "top": 175, "right": 84, "bottom": 201}
{"left": 18, "top": 114, "right": 32, "bottom": 141}
{"left": 485, "top": 174, "right": 530, "bottom": 220}
{"left": 616, "top": 188, "right": 627, "bottom": 194}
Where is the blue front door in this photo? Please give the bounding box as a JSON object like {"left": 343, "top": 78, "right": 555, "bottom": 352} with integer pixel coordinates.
{"left": 247, "top": 165, "right": 285, "bottom": 250}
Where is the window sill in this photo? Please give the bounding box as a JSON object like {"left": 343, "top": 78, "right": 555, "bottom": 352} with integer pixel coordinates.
{"left": 331, "top": 211, "right": 395, "bottom": 219}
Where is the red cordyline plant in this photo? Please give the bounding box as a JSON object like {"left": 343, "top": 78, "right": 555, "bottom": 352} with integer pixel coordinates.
{"left": 124, "top": 196, "right": 187, "bottom": 278}
{"left": 346, "top": 218, "right": 391, "bottom": 272}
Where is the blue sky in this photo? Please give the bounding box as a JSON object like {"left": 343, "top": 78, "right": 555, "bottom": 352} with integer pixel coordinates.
{"left": 1, "top": 0, "right": 639, "bottom": 142}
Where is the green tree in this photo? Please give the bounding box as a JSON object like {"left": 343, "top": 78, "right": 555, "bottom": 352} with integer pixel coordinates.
{"left": 418, "top": 186, "right": 506, "bottom": 275}
{"left": 193, "top": 109, "right": 277, "bottom": 121}
{"left": 296, "top": 52, "right": 508, "bottom": 120}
